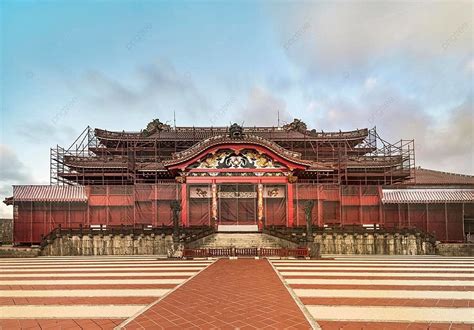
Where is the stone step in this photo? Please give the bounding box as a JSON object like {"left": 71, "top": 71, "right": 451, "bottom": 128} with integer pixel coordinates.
{"left": 193, "top": 233, "right": 293, "bottom": 249}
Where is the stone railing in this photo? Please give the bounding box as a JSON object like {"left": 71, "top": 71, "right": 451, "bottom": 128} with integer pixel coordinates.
{"left": 264, "top": 225, "right": 436, "bottom": 255}
{"left": 40, "top": 225, "right": 215, "bottom": 256}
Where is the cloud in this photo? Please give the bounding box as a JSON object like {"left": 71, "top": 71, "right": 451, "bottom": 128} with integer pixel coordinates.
{"left": 16, "top": 121, "right": 79, "bottom": 144}
{"left": 231, "top": 86, "right": 292, "bottom": 126}
{"left": 302, "top": 90, "right": 473, "bottom": 174}
{"left": 466, "top": 58, "right": 474, "bottom": 73}
{"left": 78, "top": 60, "right": 211, "bottom": 121}
{"left": 270, "top": 2, "right": 472, "bottom": 72}
{"left": 0, "top": 145, "right": 34, "bottom": 218}
{"left": 364, "top": 77, "right": 377, "bottom": 90}
{"left": 265, "top": 1, "right": 473, "bottom": 175}
{"left": 0, "top": 144, "right": 31, "bottom": 182}
{"left": 423, "top": 99, "right": 474, "bottom": 174}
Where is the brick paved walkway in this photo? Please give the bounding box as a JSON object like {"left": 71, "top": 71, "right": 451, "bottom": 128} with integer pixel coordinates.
{"left": 272, "top": 256, "right": 474, "bottom": 329}
{"left": 121, "top": 259, "right": 312, "bottom": 329}
{"left": 0, "top": 257, "right": 212, "bottom": 330}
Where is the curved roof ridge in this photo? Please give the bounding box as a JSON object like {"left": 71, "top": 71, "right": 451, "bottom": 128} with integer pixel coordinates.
{"left": 163, "top": 133, "right": 312, "bottom": 167}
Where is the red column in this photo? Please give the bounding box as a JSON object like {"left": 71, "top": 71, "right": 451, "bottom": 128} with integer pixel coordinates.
{"left": 317, "top": 186, "right": 322, "bottom": 227}
{"left": 287, "top": 183, "right": 294, "bottom": 227}
{"left": 181, "top": 183, "right": 188, "bottom": 227}
{"left": 152, "top": 185, "right": 157, "bottom": 227}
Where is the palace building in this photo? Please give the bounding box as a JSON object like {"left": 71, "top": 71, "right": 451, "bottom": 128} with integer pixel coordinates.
{"left": 4, "top": 119, "right": 474, "bottom": 245}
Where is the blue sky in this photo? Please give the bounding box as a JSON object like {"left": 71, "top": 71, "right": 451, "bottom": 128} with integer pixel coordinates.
{"left": 0, "top": 1, "right": 473, "bottom": 217}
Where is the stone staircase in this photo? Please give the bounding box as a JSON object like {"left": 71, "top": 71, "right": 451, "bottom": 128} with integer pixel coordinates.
{"left": 187, "top": 233, "right": 297, "bottom": 249}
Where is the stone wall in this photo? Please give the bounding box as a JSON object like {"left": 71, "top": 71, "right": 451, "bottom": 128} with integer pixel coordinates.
{"left": 40, "top": 231, "right": 436, "bottom": 256}
{"left": 0, "top": 246, "right": 40, "bottom": 258}
{"left": 436, "top": 243, "right": 474, "bottom": 256}
{"left": 41, "top": 233, "right": 180, "bottom": 257}
{"left": 0, "top": 218, "right": 13, "bottom": 244}
{"left": 313, "top": 232, "right": 435, "bottom": 255}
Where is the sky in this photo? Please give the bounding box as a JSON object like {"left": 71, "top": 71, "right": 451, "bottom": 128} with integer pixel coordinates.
{"left": 0, "top": 0, "right": 473, "bottom": 218}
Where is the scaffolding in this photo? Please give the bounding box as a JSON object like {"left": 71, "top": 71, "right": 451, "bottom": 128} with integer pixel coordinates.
{"left": 50, "top": 124, "right": 415, "bottom": 186}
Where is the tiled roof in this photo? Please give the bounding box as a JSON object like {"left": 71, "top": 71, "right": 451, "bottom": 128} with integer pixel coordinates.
{"left": 382, "top": 188, "right": 474, "bottom": 204}
{"left": 94, "top": 127, "right": 369, "bottom": 141}
{"left": 414, "top": 168, "right": 474, "bottom": 186}
{"left": 12, "top": 185, "right": 87, "bottom": 202}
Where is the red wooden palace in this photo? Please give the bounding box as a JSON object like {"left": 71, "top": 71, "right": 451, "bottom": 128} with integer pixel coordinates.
{"left": 4, "top": 119, "right": 474, "bottom": 244}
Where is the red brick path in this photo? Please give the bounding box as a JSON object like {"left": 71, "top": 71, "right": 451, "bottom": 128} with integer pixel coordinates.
{"left": 0, "top": 318, "right": 123, "bottom": 329}
{"left": 121, "top": 259, "right": 313, "bottom": 329}
{"left": 317, "top": 321, "right": 473, "bottom": 329}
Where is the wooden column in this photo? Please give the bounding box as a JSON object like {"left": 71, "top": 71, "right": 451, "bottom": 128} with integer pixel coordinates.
{"left": 316, "top": 185, "right": 322, "bottom": 227}
{"left": 106, "top": 185, "right": 110, "bottom": 226}
{"left": 426, "top": 203, "right": 429, "bottom": 233}
{"left": 181, "top": 183, "right": 188, "bottom": 227}
{"left": 378, "top": 186, "right": 383, "bottom": 227}
{"left": 445, "top": 202, "right": 448, "bottom": 241}
{"left": 462, "top": 203, "right": 465, "bottom": 242}
{"left": 407, "top": 203, "right": 411, "bottom": 228}
{"left": 287, "top": 183, "right": 294, "bottom": 227}
{"left": 257, "top": 183, "right": 264, "bottom": 230}
{"left": 152, "top": 185, "right": 157, "bottom": 226}
{"left": 211, "top": 182, "right": 217, "bottom": 227}
{"left": 86, "top": 186, "right": 90, "bottom": 226}
{"left": 397, "top": 203, "right": 401, "bottom": 229}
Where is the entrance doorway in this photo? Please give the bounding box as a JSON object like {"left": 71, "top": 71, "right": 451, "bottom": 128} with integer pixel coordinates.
{"left": 218, "top": 184, "right": 256, "bottom": 225}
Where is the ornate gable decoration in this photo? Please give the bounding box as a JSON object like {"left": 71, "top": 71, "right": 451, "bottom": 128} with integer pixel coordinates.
{"left": 193, "top": 149, "right": 285, "bottom": 170}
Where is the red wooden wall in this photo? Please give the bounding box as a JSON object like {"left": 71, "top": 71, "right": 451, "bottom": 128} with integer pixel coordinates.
{"left": 12, "top": 184, "right": 470, "bottom": 244}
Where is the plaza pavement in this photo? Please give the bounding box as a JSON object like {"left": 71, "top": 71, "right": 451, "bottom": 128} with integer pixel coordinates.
{"left": 272, "top": 255, "right": 474, "bottom": 329}
{"left": 0, "top": 255, "right": 472, "bottom": 329}
{"left": 0, "top": 256, "right": 213, "bottom": 329}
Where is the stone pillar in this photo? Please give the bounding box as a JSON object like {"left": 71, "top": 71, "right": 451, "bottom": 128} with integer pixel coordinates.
{"left": 171, "top": 200, "right": 181, "bottom": 239}
{"left": 364, "top": 233, "right": 373, "bottom": 254}
{"left": 303, "top": 200, "right": 315, "bottom": 240}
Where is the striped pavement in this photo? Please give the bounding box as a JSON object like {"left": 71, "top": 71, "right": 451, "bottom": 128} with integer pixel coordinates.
{"left": 272, "top": 255, "right": 474, "bottom": 329}
{"left": 0, "top": 256, "right": 213, "bottom": 329}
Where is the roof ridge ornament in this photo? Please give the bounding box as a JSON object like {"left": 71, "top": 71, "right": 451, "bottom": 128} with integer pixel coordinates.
{"left": 229, "top": 123, "right": 244, "bottom": 139}
{"left": 142, "top": 118, "right": 172, "bottom": 136}
{"left": 282, "top": 118, "right": 308, "bottom": 133}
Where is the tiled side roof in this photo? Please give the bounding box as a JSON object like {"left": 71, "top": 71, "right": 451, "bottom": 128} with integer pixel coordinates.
{"left": 415, "top": 168, "right": 474, "bottom": 185}
{"left": 382, "top": 188, "right": 474, "bottom": 204}
{"left": 12, "top": 185, "right": 87, "bottom": 202}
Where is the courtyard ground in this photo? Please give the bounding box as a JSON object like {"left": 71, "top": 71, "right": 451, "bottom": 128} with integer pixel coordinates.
{"left": 0, "top": 255, "right": 472, "bottom": 329}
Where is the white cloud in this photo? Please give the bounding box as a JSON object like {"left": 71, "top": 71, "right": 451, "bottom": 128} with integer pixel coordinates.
{"left": 270, "top": 2, "right": 472, "bottom": 72}
{"left": 77, "top": 60, "right": 211, "bottom": 121}
{"left": 364, "top": 77, "right": 377, "bottom": 90}
{"left": 302, "top": 92, "right": 473, "bottom": 175}
{"left": 231, "top": 86, "right": 291, "bottom": 127}
{"left": 466, "top": 58, "right": 474, "bottom": 73}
